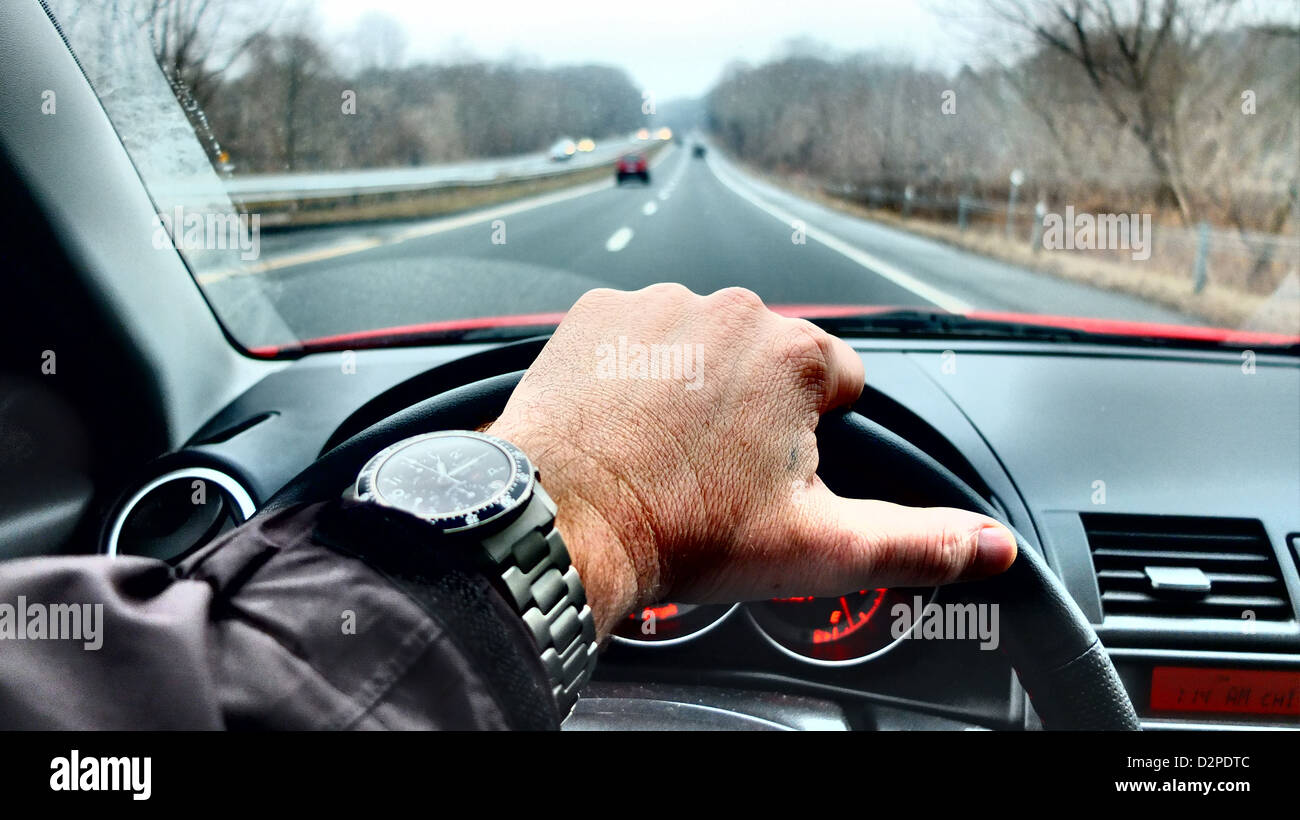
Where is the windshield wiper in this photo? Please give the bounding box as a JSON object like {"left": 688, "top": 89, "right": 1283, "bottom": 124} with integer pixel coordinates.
{"left": 807, "top": 309, "right": 1300, "bottom": 353}
{"left": 812, "top": 310, "right": 1089, "bottom": 341}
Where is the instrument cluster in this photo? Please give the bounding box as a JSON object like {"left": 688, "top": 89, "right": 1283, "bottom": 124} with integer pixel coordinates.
{"left": 612, "top": 589, "right": 936, "bottom": 666}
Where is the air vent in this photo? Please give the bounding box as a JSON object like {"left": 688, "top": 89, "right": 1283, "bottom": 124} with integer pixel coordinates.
{"left": 1083, "top": 514, "right": 1292, "bottom": 622}
{"left": 106, "top": 468, "right": 256, "bottom": 563}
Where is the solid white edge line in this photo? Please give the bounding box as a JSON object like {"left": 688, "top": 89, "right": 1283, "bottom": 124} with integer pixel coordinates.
{"left": 708, "top": 157, "right": 972, "bottom": 313}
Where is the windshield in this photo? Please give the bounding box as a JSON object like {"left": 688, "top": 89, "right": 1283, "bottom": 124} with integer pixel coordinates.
{"left": 45, "top": 0, "right": 1300, "bottom": 353}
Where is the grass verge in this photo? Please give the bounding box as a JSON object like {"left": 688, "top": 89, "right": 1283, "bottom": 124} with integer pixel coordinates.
{"left": 765, "top": 172, "right": 1298, "bottom": 334}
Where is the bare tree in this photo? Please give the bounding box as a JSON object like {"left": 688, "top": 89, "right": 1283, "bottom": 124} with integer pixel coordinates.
{"left": 142, "top": 0, "right": 277, "bottom": 110}
{"left": 978, "top": 0, "right": 1248, "bottom": 224}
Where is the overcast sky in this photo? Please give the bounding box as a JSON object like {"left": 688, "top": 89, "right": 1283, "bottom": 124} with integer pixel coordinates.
{"left": 308, "top": 0, "right": 983, "bottom": 100}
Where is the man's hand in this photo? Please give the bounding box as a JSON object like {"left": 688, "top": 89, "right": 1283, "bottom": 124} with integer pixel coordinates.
{"left": 487, "top": 284, "right": 1017, "bottom": 638}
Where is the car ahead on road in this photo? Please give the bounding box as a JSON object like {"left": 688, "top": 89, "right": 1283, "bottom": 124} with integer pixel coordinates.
{"left": 615, "top": 152, "right": 649, "bottom": 184}
{"left": 692, "top": 143, "right": 707, "bottom": 158}
{"left": 549, "top": 138, "right": 576, "bottom": 161}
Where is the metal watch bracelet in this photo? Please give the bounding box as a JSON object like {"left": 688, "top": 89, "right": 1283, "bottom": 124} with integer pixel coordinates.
{"left": 478, "top": 482, "right": 598, "bottom": 719}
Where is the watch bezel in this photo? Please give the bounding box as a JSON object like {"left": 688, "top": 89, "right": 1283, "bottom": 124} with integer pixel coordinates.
{"left": 354, "top": 431, "right": 535, "bottom": 534}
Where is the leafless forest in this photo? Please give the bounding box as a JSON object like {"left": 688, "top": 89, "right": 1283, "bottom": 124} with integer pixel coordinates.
{"left": 709, "top": 0, "right": 1299, "bottom": 238}
{"left": 144, "top": 3, "right": 645, "bottom": 172}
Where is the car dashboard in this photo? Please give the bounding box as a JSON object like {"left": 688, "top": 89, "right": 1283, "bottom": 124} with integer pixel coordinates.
{"left": 93, "top": 336, "right": 1300, "bottom": 731}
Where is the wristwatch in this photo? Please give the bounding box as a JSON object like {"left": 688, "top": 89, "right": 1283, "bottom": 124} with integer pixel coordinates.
{"left": 350, "top": 430, "right": 598, "bottom": 718}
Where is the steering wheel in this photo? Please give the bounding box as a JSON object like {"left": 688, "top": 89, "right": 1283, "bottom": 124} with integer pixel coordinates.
{"left": 264, "top": 370, "right": 1140, "bottom": 731}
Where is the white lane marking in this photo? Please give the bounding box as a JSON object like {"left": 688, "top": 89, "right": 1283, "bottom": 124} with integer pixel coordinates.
{"left": 605, "top": 226, "right": 634, "bottom": 252}
{"left": 707, "top": 157, "right": 972, "bottom": 313}
{"left": 642, "top": 201, "right": 658, "bottom": 216}
{"left": 651, "top": 145, "right": 691, "bottom": 203}
{"left": 195, "top": 152, "right": 679, "bottom": 284}
{"left": 391, "top": 179, "right": 611, "bottom": 242}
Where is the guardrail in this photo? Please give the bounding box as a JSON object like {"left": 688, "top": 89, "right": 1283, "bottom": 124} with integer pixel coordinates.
{"left": 221, "top": 138, "right": 656, "bottom": 205}
{"left": 823, "top": 182, "right": 1299, "bottom": 297}
{"left": 168, "top": 138, "right": 670, "bottom": 228}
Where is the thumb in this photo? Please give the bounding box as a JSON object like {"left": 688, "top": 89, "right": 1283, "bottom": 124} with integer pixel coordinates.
{"left": 792, "top": 487, "right": 1019, "bottom": 590}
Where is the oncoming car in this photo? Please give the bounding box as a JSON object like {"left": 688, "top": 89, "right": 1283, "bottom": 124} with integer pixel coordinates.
{"left": 549, "top": 137, "right": 577, "bottom": 160}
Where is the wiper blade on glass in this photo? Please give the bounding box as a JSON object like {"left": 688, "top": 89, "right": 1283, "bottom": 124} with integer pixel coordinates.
{"left": 811, "top": 310, "right": 1091, "bottom": 341}
{"left": 807, "top": 309, "right": 1300, "bottom": 352}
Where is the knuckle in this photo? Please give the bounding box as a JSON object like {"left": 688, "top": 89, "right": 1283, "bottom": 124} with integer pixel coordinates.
{"left": 709, "top": 286, "right": 765, "bottom": 313}
{"left": 790, "top": 318, "right": 835, "bottom": 363}
{"left": 574, "top": 287, "right": 622, "bottom": 309}
{"left": 921, "top": 524, "right": 975, "bottom": 583}
{"left": 639, "top": 281, "right": 694, "bottom": 300}
{"left": 775, "top": 320, "right": 831, "bottom": 385}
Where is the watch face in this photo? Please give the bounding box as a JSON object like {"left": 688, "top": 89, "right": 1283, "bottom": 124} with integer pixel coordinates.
{"left": 357, "top": 432, "right": 533, "bottom": 532}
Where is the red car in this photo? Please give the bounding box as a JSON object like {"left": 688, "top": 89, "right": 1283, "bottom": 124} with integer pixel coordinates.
{"left": 615, "top": 152, "right": 649, "bottom": 184}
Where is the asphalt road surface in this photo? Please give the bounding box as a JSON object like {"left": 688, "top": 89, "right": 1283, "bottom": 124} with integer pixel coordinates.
{"left": 202, "top": 142, "right": 1201, "bottom": 346}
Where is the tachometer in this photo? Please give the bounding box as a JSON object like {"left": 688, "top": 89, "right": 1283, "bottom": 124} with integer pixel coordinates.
{"left": 612, "top": 602, "right": 738, "bottom": 646}
{"left": 747, "top": 588, "right": 934, "bottom": 665}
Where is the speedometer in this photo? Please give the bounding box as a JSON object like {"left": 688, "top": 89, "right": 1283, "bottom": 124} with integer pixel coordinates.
{"left": 747, "top": 588, "right": 934, "bottom": 665}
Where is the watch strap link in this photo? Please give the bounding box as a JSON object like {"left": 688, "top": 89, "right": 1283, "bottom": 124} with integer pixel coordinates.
{"left": 479, "top": 483, "right": 597, "bottom": 719}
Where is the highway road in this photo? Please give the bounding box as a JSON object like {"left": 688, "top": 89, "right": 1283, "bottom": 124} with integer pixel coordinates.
{"left": 201, "top": 142, "right": 1202, "bottom": 346}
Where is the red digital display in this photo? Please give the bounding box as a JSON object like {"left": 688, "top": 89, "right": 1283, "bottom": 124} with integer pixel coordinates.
{"left": 1150, "top": 666, "right": 1300, "bottom": 716}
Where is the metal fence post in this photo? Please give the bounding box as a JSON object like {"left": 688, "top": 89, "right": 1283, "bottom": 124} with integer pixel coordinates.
{"left": 903, "top": 185, "right": 914, "bottom": 218}
{"left": 1006, "top": 169, "right": 1024, "bottom": 239}
{"left": 1194, "top": 221, "right": 1210, "bottom": 293}
{"left": 1030, "top": 201, "right": 1046, "bottom": 252}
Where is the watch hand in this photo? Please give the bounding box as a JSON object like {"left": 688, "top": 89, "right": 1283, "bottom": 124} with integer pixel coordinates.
{"left": 448, "top": 453, "right": 488, "bottom": 477}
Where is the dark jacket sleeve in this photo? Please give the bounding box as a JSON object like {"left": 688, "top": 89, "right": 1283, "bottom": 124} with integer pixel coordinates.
{"left": 0, "top": 500, "right": 561, "bottom": 730}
